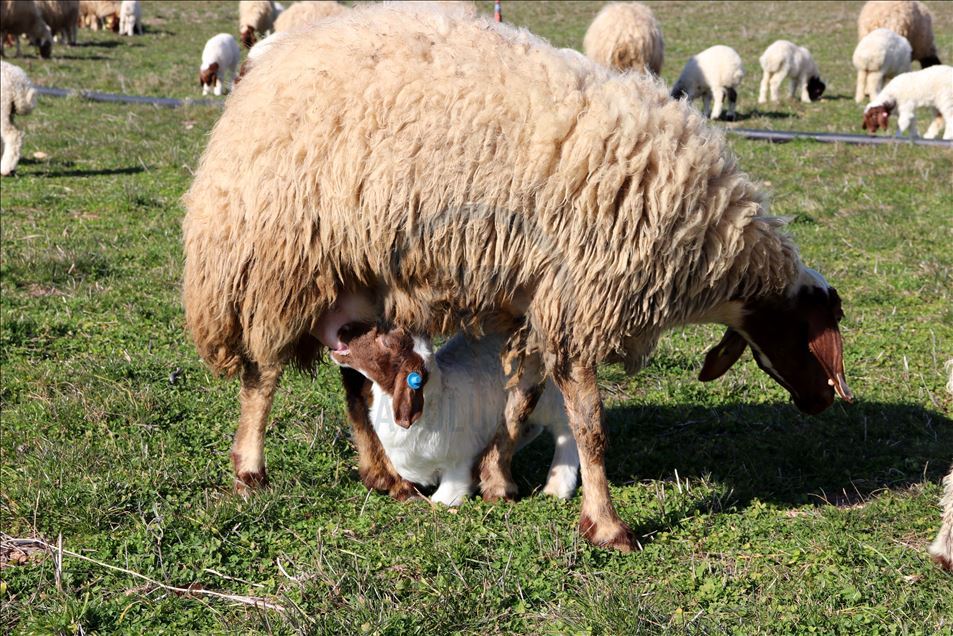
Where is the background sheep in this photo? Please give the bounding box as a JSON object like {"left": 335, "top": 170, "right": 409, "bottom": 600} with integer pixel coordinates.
{"left": 862, "top": 64, "right": 952, "bottom": 139}
{"left": 183, "top": 5, "right": 851, "bottom": 550}
{"left": 273, "top": 1, "right": 347, "bottom": 32}
{"left": 758, "top": 40, "right": 825, "bottom": 104}
{"left": 118, "top": 0, "right": 142, "bottom": 36}
{"left": 583, "top": 2, "right": 664, "bottom": 75}
{"left": 858, "top": 0, "right": 941, "bottom": 68}
{"left": 671, "top": 44, "right": 744, "bottom": 119}
{"left": 0, "top": 0, "right": 54, "bottom": 59}
{"left": 239, "top": 0, "right": 275, "bottom": 48}
{"left": 37, "top": 0, "right": 79, "bottom": 46}
{"left": 853, "top": 27, "right": 913, "bottom": 103}
{"left": 79, "top": 0, "right": 119, "bottom": 32}
{"left": 1, "top": 61, "right": 38, "bottom": 176}
{"left": 200, "top": 33, "right": 241, "bottom": 96}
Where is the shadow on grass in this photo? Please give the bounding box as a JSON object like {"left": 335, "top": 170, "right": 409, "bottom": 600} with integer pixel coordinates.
{"left": 29, "top": 165, "right": 146, "bottom": 178}
{"left": 77, "top": 40, "right": 123, "bottom": 49}
{"left": 54, "top": 54, "right": 113, "bottom": 61}
{"left": 731, "top": 110, "right": 796, "bottom": 122}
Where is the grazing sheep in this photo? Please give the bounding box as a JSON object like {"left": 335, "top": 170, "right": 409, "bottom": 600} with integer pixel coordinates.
{"left": 758, "top": 40, "right": 825, "bottom": 104}
{"left": 273, "top": 1, "right": 346, "bottom": 32}
{"left": 37, "top": 0, "right": 79, "bottom": 46}
{"left": 0, "top": 0, "right": 54, "bottom": 59}
{"left": 862, "top": 65, "right": 953, "bottom": 139}
{"left": 239, "top": 0, "right": 275, "bottom": 48}
{"left": 118, "top": 0, "right": 141, "bottom": 36}
{"left": 79, "top": 0, "right": 119, "bottom": 32}
{"left": 331, "top": 327, "right": 580, "bottom": 505}
{"left": 1, "top": 61, "right": 38, "bottom": 176}
{"left": 858, "top": 0, "right": 940, "bottom": 68}
{"left": 182, "top": 5, "right": 852, "bottom": 550}
{"left": 583, "top": 2, "right": 664, "bottom": 75}
{"left": 853, "top": 28, "right": 913, "bottom": 103}
{"left": 200, "top": 33, "right": 241, "bottom": 96}
{"left": 671, "top": 45, "right": 744, "bottom": 120}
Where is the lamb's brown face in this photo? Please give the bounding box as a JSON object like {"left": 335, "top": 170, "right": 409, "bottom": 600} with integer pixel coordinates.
{"left": 862, "top": 104, "right": 892, "bottom": 134}
{"left": 200, "top": 62, "right": 219, "bottom": 87}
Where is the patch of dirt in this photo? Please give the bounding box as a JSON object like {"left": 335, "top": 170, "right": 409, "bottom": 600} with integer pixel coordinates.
{"left": 0, "top": 539, "right": 48, "bottom": 569}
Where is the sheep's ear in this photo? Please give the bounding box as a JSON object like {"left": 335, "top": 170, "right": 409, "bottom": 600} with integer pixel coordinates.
{"left": 699, "top": 328, "right": 747, "bottom": 381}
{"left": 806, "top": 287, "right": 853, "bottom": 402}
{"left": 391, "top": 369, "right": 425, "bottom": 429}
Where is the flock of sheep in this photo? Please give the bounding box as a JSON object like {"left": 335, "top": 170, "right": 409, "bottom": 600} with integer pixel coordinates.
{"left": 1, "top": 0, "right": 951, "bottom": 568}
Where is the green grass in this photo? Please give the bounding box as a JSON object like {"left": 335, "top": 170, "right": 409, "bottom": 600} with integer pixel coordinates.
{"left": 2, "top": 1, "right": 952, "bottom": 634}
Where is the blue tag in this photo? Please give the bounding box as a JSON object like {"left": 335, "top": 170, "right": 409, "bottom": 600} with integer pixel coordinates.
{"left": 406, "top": 372, "right": 423, "bottom": 390}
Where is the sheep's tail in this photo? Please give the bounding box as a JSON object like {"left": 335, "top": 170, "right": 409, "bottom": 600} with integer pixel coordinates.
{"left": 182, "top": 261, "right": 246, "bottom": 378}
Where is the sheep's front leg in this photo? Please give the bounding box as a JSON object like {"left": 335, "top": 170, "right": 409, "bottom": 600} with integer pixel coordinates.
{"left": 431, "top": 464, "right": 475, "bottom": 507}
{"left": 710, "top": 88, "right": 725, "bottom": 120}
{"left": 865, "top": 71, "right": 883, "bottom": 103}
{"left": 340, "top": 366, "right": 420, "bottom": 501}
{"left": 554, "top": 362, "right": 633, "bottom": 551}
{"left": 855, "top": 70, "right": 868, "bottom": 103}
{"left": 214, "top": 77, "right": 223, "bottom": 97}
{"left": 798, "top": 76, "right": 812, "bottom": 103}
{"left": 928, "top": 467, "right": 953, "bottom": 570}
{"left": 897, "top": 110, "right": 916, "bottom": 138}
{"left": 231, "top": 361, "right": 283, "bottom": 492}
{"left": 758, "top": 71, "right": 770, "bottom": 104}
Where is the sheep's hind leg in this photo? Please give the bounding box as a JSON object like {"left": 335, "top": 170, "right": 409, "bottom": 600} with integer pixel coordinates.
{"left": 553, "top": 362, "right": 634, "bottom": 551}
{"left": 923, "top": 108, "right": 944, "bottom": 139}
{"left": 758, "top": 71, "right": 770, "bottom": 104}
{"left": 231, "top": 361, "right": 283, "bottom": 493}
{"left": 855, "top": 70, "right": 867, "bottom": 103}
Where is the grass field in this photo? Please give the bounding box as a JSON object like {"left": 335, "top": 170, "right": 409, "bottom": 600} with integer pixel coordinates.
{"left": 1, "top": 1, "right": 952, "bottom": 633}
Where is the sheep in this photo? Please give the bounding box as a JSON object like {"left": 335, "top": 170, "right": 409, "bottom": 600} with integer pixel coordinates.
{"left": 862, "top": 65, "right": 953, "bottom": 139}
{"left": 930, "top": 466, "right": 953, "bottom": 570}
{"left": 118, "top": 0, "right": 141, "bottom": 36}
{"left": 330, "top": 327, "right": 580, "bottom": 506}
{"left": 239, "top": 0, "right": 275, "bottom": 49}
{"left": 78, "top": 0, "right": 119, "bottom": 32}
{"left": 852, "top": 28, "right": 913, "bottom": 104}
{"left": 182, "top": 4, "right": 852, "bottom": 550}
{"left": 0, "top": 0, "right": 53, "bottom": 59}
{"left": 273, "top": 1, "right": 346, "bottom": 32}
{"left": 583, "top": 2, "right": 664, "bottom": 75}
{"left": 199, "top": 33, "right": 241, "bottom": 97}
{"left": 758, "top": 40, "right": 825, "bottom": 104}
{"left": 1, "top": 61, "right": 38, "bottom": 176}
{"left": 671, "top": 45, "right": 744, "bottom": 120}
{"left": 858, "top": 0, "right": 941, "bottom": 68}
{"left": 36, "top": 0, "right": 79, "bottom": 46}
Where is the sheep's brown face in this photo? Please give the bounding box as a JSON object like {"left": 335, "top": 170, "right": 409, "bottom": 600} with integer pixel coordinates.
{"left": 807, "top": 76, "right": 826, "bottom": 102}
{"left": 862, "top": 104, "right": 892, "bottom": 134}
{"left": 240, "top": 26, "right": 256, "bottom": 49}
{"left": 330, "top": 324, "right": 430, "bottom": 428}
{"left": 700, "top": 269, "right": 852, "bottom": 415}
{"left": 200, "top": 62, "right": 219, "bottom": 87}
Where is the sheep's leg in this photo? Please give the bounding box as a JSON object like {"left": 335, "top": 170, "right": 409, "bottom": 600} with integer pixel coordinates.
{"left": 214, "top": 78, "right": 223, "bottom": 97}
{"left": 231, "top": 361, "right": 282, "bottom": 492}
{"left": 768, "top": 72, "right": 785, "bottom": 103}
{"left": 710, "top": 89, "right": 725, "bottom": 120}
{"left": 553, "top": 362, "right": 633, "bottom": 551}
{"left": 923, "top": 108, "right": 946, "bottom": 140}
{"left": 788, "top": 77, "right": 797, "bottom": 100}
{"left": 0, "top": 121, "right": 23, "bottom": 177}
{"left": 431, "top": 465, "right": 475, "bottom": 507}
{"left": 340, "top": 366, "right": 420, "bottom": 500}
{"left": 897, "top": 110, "right": 916, "bottom": 138}
{"left": 758, "top": 71, "right": 770, "bottom": 104}
{"left": 478, "top": 352, "right": 545, "bottom": 502}
{"left": 798, "top": 76, "right": 811, "bottom": 103}
{"left": 541, "top": 428, "right": 580, "bottom": 500}
{"left": 928, "top": 467, "right": 953, "bottom": 570}
{"left": 866, "top": 71, "right": 883, "bottom": 102}
{"left": 855, "top": 70, "right": 867, "bottom": 103}
{"left": 700, "top": 93, "right": 711, "bottom": 118}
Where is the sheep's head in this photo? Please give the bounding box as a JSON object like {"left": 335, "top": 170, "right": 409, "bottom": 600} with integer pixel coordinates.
{"left": 700, "top": 267, "right": 852, "bottom": 415}
{"left": 32, "top": 24, "right": 53, "bottom": 59}
{"left": 330, "top": 324, "right": 431, "bottom": 428}
{"left": 240, "top": 26, "right": 256, "bottom": 49}
{"left": 920, "top": 55, "right": 941, "bottom": 68}
{"left": 807, "top": 76, "right": 826, "bottom": 102}
{"left": 199, "top": 63, "right": 219, "bottom": 88}
{"left": 862, "top": 102, "right": 893, "bottom": 134}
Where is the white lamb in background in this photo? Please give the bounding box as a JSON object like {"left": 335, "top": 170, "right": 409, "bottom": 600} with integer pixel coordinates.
{"left": 118, "top": 0, "right": 141, "bottom": 36}
{"left": 671, "top": 45, "right": 744, "bottom": 120}
{"left": 862, "top": 65, "right": 953, "bottom": 139}
{"left": 853, "top": 28, "right": 912, "bottom": 104}
{"left": 331, "top": 326, "right": 580, "bottom": 506}
{"left": 1, "top": 61, "right": 38, "bottom": 176}
{"left": 199, "top": 33, "right": 240, "bottom": 96}
{"left": 758, "top": 40, "right": 825, "bottom": 104}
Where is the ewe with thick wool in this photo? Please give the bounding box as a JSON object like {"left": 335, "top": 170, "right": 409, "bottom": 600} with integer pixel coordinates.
{"left": 853, "top": 28, "right": 913, "bottom": 104}
{"left": 274, "top": 1, "right": 347, "bottom": 32}
{"left": 858, "top": 0, "right": 941, "bottom": 68}
{"left": 758, "top": 40, "right": 825, "bottom": 104}
{"left": 36, "top": 0, "right": 79, "bottom": 47}
{"left": 239, "top": 0, "right": 276, "bottom": 48}
{"left": 1, "top": 61, "right": 38, "bottom": 176}
{"left": 930, "top": 467, "right": 953, "bottom": 570}
{"left": 0, "top": 0, "right": 54, "bottom": 59}
{"left": 583, "top": 2, "right": 663, "bottom": 75}
{"left": 671, "top": 45, "right": 744, "bottom": 120}
{"left": 183, "top": 5, "right": 852, "bottom": 550}
{"left": 862, "top": 64, "right": 953, "bottom": 139}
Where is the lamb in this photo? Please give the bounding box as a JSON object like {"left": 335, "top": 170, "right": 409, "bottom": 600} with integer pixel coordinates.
{"left": 118, "top": 0, "right": 141, "bottom": 36}
{"left": 671, "top": 45, "right": 744, "bottom": 120}
{"left": 199, "top": 33, "right": 241, "bottom": 97}
{"left": 852, "top": 28, "right": 913, "bottom": 103}
{"left": 0, "top": 0, "right": 54, "bottom": 59}
{"left": 78, "top": 0, "right": 119, "bottom": 32}
{"left": 1, "top": 61, "right": 38, "bottom": 176}
{"left": 239, "top": 0, "right": 275, "bottom": 49}
{"left": 758, "top": 40, "right": 825, "bottom": 104}
{"left": 858, "top": 0, "right": 941, "bottom": 68}
{"left": 273, "top": 1, "right": 346, "bottom": 32}
{"left": 330, "top": 327, "right": 580, "bottom": 506}
{"left": 862, "top": 65, "right": 953, "bottom": 139}
{"left": 182, "top": 4, "right": 852, "bottom": 551}
{"left": 583, "top": 2, "right": 664, "bottom": 75}
{"left": 929, "top": 466, "right": 953, "bottom": 570}
{"left": 36, "top": 0, "right": 79, "bottom": 46}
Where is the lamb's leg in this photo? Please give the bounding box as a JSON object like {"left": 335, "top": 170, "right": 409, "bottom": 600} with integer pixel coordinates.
{"left": 788, "top": 77, "right": 797, "bottom": 100}
{"left": 431, "top": 465, "right": 475, "bottom": 507}
{"left": 768, "top": 72, "right": 785, "bottom": 102}
{"left": 214, "top": 77, "right": 223, "bottom": 97}
{"left": 541, "top": 427, "right": 580, "bottom": 500}
{"left": 928, "top": 467, "right": 953, "bottom": 570}
{"left": 798, "top": 76, "right": 811, "bottom": 103}
{"left": 701, "top": 93, "right": 712, "bottom": 118}
{"left": 553, "top": 362, "right": 633, "bottom": 551}
{"left": 923, "top": 108, "right": 945, "bottom": 140}
{"left": 897, "top": 110, "right": 916, "bottom": 138}
{"left": 231, "top": 361, "right": 283, "bottom": 493}
{"left": 710, "top": 88, "right": 725, "bottom": 120}
{"left": 340, "top": 366, "right": 420, "bottom": 501}
{"left": 758, "top": 71, "right": 770, "bottom": 104}
{"left": 0, "top": 120, "right": 23, "bottom": 176}
{"left": 866, "top": 71, "right": 883, "bottom": 102}
{"left": 855, "top": 70, "right": 867, "bottom": 103}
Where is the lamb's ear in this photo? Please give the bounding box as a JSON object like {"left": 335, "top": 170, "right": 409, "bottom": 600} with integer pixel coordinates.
{"left": 806, "top": 288, "right": 853, "bottom": 402}
{"left": 391, "top": 369, "right": 425, "bottom": 429}
{"left": 699, "top": 328, "right": 747, "bottom": 381}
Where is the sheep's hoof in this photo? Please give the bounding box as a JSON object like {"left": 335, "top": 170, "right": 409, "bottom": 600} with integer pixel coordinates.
{"left": 579, "top": 513, "right": 637, "bottom": 553}
{"left": 388, "top": 479, "right": 423, "bottom": 502}
{"left": 234, "top": 470, "right": 268, "bottom": 495}
{"left": 480, "top": 479, "right": 518, "bottom": 503}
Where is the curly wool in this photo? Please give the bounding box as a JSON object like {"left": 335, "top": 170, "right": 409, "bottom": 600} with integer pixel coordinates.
{"left": 182, "top": 4, "right": 800, "bottom": 378}
{"left": 239, "top": 1, "right": 275, "bottom": 40}
{"left": 858, "top": 0, "right": 938, "bottom": 65}
{"left": 1, "top": 61, "right": 38, "bottom": 176}
{"left": 274, "top": 1, "right": 346, "bottom": 32}
{"left": 583, "top": 2, "right": 663, "bottom": 75}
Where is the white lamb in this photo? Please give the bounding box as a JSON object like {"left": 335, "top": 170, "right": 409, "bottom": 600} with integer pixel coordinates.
{"left": 758, "top": 40, "right": 825, "bottom": 104}
{"left": 853, "top": 28, "right": 913, "bottom": 104}
{"left": 118, "top": 0, "right": 141, "bottom": 36}
{"left": 862, "top": 65, "right": 953, "bottom": 139}
{"left": 331, "top": 327, "right": 580, "bottom": 507}
{"left": 199, "top": 33, "right": 240, "bottom": 97}
{"left": 671, "top": 45, "right": 744, "bottom": 120}
{"left": 1, "top": 61, "right": 38, "bottom": 176}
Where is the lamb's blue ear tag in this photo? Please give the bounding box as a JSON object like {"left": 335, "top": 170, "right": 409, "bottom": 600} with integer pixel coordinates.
{"left": 406, "top": 372, "right": 423, "bottom": 390}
